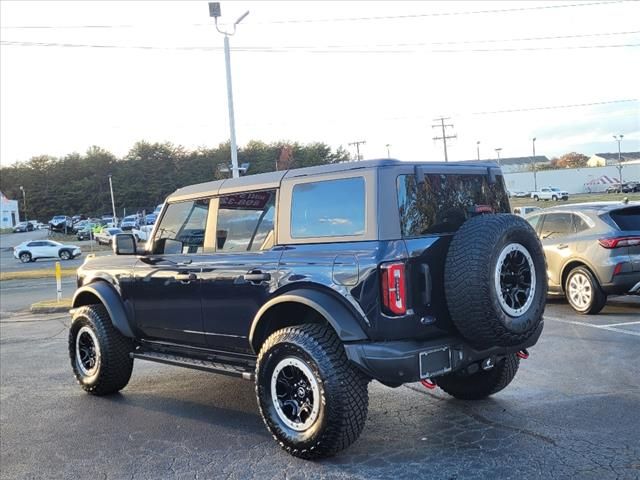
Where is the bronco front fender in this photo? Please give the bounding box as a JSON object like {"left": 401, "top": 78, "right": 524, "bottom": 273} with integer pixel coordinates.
{"left": 71, "top": 282, "right": 135, "bottom": 338}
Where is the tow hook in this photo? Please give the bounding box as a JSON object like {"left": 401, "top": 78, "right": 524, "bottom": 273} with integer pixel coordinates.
{"left": 516, "top": 349, "right": 530, "bottom": 360}
{"left": 420, "top": 379, "right": 437, "bottom": 389}
{"left": 481, "top": 357, "right": 495, "bottom": 370}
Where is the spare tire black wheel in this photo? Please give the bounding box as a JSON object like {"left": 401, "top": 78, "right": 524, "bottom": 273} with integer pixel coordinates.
{"left": 445, "top": 214, "right": 547, "bottom": 348}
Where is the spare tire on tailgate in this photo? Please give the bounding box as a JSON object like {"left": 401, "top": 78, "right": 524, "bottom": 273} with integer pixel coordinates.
{"left": 444, "top": 214, "right": 546, "bottom": 348}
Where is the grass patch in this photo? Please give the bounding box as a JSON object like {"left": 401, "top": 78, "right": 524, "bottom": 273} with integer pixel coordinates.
{"left": 0, "top": 268, "right": 77, "bottom": 281}
{"left": 510, "top": 192, "right": 640, "bottom": 209}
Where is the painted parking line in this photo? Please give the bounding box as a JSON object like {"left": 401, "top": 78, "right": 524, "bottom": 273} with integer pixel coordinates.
{"left": 604, "top": 321, "right": 640, "bottom": 327}
{"left": 545, "top": 315, "right": 640, "bottom": 337}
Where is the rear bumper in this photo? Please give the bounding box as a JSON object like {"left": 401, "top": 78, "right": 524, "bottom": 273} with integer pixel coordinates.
{"left": 344, "top": 323, "right": 543, "bottom": 386}
{"left": 601, "top": 272, "right": 640, "bottom": 295}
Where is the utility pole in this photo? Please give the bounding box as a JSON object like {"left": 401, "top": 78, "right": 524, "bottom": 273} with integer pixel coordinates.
{"left": 348, "top": 140, "right": 366, "bottom": 161}
{"left": 19, "top": 186, "right": 27, "bottom": 222}
{"left": 432, "top": 117, "right": 456, "bottom": 162}
{"left": 209, "top": 3, "right": 250, "bottom": 179}
{"left": 476, "top": 141, "right": 480, "bottom": 161}
{"left": 385, "top": 144, "right": 391, "bottom": 158}
{"left": 108, "top": 175, "right": 117, "bottom": 224}
{"left": 613, "top": 134, "right": 624, "bottom": 193}
{"left": 532, "top": 137, "right": 538, "bottom": 192}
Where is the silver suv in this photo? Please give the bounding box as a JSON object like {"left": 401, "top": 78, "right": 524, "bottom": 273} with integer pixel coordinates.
{"left": 525, "top": 202, "right": 640, "bottom": 313}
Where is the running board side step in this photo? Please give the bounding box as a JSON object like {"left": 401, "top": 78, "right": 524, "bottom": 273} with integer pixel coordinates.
{"left": 131, "top": 351, "right": 255, "bottom": 381}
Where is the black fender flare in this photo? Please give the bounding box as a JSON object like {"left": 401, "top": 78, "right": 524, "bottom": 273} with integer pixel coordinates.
{"left": 71, "top": 282, "right": 135, "bottom": 338}
{"left": 249, "top": 288, "right": 368, "bottom": 353}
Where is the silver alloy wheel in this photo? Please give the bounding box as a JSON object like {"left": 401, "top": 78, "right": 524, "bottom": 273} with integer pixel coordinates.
{"left": 271, "top": 357, "right": 321, "bottom": 432}
{"left": 60, "top": 250, "right": 71, "bottom": 260}
{"left": 20, "top": 253, "right": 31, "bottom": 263}
{"left": 494, "top": 243, "right": 536, "bottom": 317}
{"left": 75, "top": 326, "right": 101, "bottom": 377}
{"left": 568, "top": 272, "right": 592, "bottom": 309}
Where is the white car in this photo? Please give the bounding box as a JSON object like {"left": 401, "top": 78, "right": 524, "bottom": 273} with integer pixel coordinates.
{"left": 94, "top": 227, "right": 124, "bottom": 245}
{"left": 513, "top": 206, "right": 542, "bottom": 216}
{"left": 531, "top": 187, "right": 569, "bottom": 201}
{"left": 13, "top": 240, "right": 82, "bottom": 263}
{"left": 131, "top": 225, "right": 153, "bottom": 242}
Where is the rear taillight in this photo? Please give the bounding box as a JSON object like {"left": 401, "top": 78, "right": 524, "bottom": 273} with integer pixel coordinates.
{"left": 380, "top": 262, "right": 407, "bottom": 315}
{"left": 598, "top": 236, "right": 640, "bottom": 248}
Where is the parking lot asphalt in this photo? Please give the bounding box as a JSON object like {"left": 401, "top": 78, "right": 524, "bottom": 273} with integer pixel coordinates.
{"left": 1, "top": 299, "right": 638, "bottom": 480}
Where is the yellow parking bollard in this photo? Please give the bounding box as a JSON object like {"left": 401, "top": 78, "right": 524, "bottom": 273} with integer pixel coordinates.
{"left": 55, "top": 261, "right": 62, "bottom": 301}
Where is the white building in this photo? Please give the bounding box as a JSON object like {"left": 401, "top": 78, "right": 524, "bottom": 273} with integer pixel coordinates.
{"left": 0, "top": 191, "right": 20, "bottom": 228}
{"left": 587, "top": 152, "right": 640, "bottom": 167}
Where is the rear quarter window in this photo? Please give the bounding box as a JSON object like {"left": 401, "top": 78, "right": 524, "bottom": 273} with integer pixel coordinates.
{"left": 609, "top": 206, "right": 640, "bottom": 231}
{"left": 290, "top": 177, "right": 365, "bottom": 238}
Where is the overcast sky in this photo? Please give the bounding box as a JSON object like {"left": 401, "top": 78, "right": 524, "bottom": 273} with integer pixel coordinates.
{"left": 1, "top": 0, "right": 639, "bottom": 166}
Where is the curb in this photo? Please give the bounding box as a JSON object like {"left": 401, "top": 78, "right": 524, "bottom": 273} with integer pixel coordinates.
{"left": 30, "top": 300, "right": 72, "bottom": 314}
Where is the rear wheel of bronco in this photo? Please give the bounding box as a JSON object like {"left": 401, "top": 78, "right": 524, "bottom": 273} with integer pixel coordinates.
{"left": 436, "top": 354, "right": 520, "bottom": 400}
{"left": 255, "top": 324, "right": 369, "bottom": 459}
{"left": 68, "top": 305, "right": 133, "bottom": 395}
{"left": 444, "top": 214, "right": 547, "bottom": 348}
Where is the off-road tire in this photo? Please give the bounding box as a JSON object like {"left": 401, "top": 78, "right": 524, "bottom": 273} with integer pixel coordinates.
{"left": 436, "top": 354, "right": 520, "bottom": 400}
{"left": 68, "top": 305, "right": 133, "bottom": 395}
{"left": 533, "top": 195, "right": 539, "bottom": 201}
{"left": 19, "top": 252, "right": 32, "bottom": 263}
{"left": 256, "top": 324, "right": 369, "bottom": 460}
{"left": 444, "top": 214, "right": 547, "bottom": 348}
{"left": 59, "top": 249, "right": 72, "bottom": 260}
{"left": 552, "top": 195, "right": 558, "bottom": 201}
{"left": 565, "top": 266, "right": 607, "bottom": 315}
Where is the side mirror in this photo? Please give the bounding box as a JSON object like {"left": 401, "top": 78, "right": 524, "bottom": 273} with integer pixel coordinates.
{"left": 113, "top": 233, "right": 137, "bottom": 255}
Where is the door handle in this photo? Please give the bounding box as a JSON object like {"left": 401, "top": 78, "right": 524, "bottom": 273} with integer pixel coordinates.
{"left": 174, "top": 272, "right": 198, "bottom": 283}
{"left": 243, "top": 271, "right": 271, "bottom": 283}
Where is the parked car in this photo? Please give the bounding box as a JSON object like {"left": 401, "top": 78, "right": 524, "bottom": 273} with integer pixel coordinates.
{"left": 513, "top": 206, "right": 541, "bottom": 216}
{"left": 531, "top": 187, "right": 569, "bottom": 201}
{"left": 13, "top": 239, "right": 81, "bottom": 263}
{"left": 120, "top": 215, "right": 140, "bottom": 231}
{"left": 144, "top": 213, "right": 157, "bottom": 225}
{"left": 29, "top": 220, "right": 46, "bottom": 230}
{"left": 525, "top": 201, "right": 640, "bottom": 314}
{"left": 94, "top": 227, "right": 123, "bottom": 245}
{"left": 12, "top": 221, "right": 34, "bottom": 233}
{"left": 606, "top": 182, "right": 640, "bottom": 194}
{"left": 49, "top": 215, "right": 73, "bottom": 232}
{"left": 508, "top": 190, "right": 529, "bottom": 198}
{"left": 76, "top": 222, "right": 100, "bottom": 241}
{"left": 101, "top": 216, "right": 118, "bottom": 228}
{"left": 67, "top": 159, "right": 546, "bottom": 459}
{"left": 132, "top": 225, "right": 153, "bottom": 242}
{"left": 72, "top": 220, "right": 90, "bottom": 233}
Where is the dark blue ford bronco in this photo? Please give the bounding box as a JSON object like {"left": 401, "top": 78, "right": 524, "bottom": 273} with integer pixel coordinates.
{"left": 68, "top": 159, "right": 546, "bottom": 459}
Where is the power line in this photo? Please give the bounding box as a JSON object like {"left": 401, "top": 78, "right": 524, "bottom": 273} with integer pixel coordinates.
{"left": 348, "top": 140, "right": 366, "bottom": 161}
{"left": 472, "top": 98, "right": 639, "bottom": 115}
{"left": 2, "top": 40, "right": 638, "bottom": 54}
{"left": 0, "top": 1, "right": 626, "bottom": 29}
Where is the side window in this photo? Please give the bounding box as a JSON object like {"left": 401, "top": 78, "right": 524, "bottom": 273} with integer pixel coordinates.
{"left": 526, "top": 214, "right": 542, "bottom": 232}
{"left": 27, "top": 241, "right": 42, "bottom": 247}
{"left": 540, "top": 213, "right": 574, "bottom": 240}
{"left": 154, "top": 199, "right": 210, "bottom": 254}
{"left": 573, "top": 214, "right": 590, "bottom": 233}
{"left": 291, "top": 177, "right": 365, "bottom": 238}
{"left": 216, "top": 190, "right": 276, "bottom": 252}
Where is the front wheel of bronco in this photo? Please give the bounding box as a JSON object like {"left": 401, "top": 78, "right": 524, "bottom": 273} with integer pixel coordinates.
{"left": 68, "top": 305, "right": 134, "bottom": 395}
{"left": 436, "top": 354, "right": 520, "bottom": 400}
{"left": 256, "top": 324, "right": 369, "bottom": 459}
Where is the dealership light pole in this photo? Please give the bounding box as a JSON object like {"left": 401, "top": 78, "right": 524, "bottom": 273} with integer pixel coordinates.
{"left": 108, "top": 175, "right": 117, "bottom": 223}
{"left": 19, "top": 186, "right": 27, "bottom": 222}
{"left": 495, "top": 147, "right": 502, "bottom": 166}
{"left": 209, "top": 2, "right": 249, "bottom": 179}
{"left": 385, "top": 144, "right": 391, "bottom": 158}
{"left": 532, "top": 137, "right": 538, "bottom": 192}
{"left": 613, "top": 134, "right": 624, "bottom": 193}
{"left": 476, "top": 141, "right": 480, "bottom": 161}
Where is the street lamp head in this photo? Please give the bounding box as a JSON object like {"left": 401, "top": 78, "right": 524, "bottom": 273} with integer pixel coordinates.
{"left": 532, "top": 137, "right": 536, "bottom": 142}
{"left": 477, "top": 140, "right": 480, "bottom": 145}
{"left": 19, "top": 185, "right": 24, "bottom": 191}
{"left": 234, "top": 10, "right": 250, "bottom": 26}
{"left": 208, "top": 2, "right": 221, "bottom": 18}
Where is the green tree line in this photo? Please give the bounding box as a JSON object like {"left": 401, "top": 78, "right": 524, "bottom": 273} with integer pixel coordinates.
{"left": 0, "top": 141, "right": 349, "bottom": 221}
